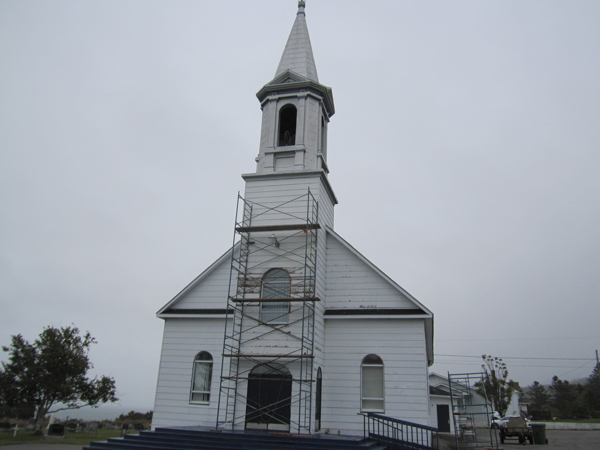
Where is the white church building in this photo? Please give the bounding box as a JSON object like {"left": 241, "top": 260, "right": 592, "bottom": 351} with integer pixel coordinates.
{"left": 152, "top": 2, "right": 434, "bottom": 437}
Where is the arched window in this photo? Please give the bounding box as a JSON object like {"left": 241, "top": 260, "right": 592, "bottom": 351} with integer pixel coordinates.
{"left": 190, "top": 351, "right": 213, "bottom": 403}
{"left": 361, "top": 354, "right": 384, "bottom": 412}
{"left": 278, "top": 105, "right": 297, "bottom": 146}
{"left": 260, "top": 268, "right": 290, "bottom": 324}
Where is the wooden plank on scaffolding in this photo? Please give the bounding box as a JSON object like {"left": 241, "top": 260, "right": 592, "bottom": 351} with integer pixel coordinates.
{"left": 222, "top": 354, "right": 315, "bottom": 359}
{"left": 235, "top": 223, "right": 320, "bottom": 233}
{"left": 234, "top": 297, "right": 320, "bottom": 303}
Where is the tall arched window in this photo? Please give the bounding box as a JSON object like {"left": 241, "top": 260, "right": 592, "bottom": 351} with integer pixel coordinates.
{"left": 361, "top": 354, "right": 384, "bottom": 412}
{"left": 278, "top": 105, "right": 297, "bottom": 146}
{"left": 190, "top": 351, "right": 213, "bottom": 403}
{"left": 260, "top": 268, "right": 290, "bottom": 324}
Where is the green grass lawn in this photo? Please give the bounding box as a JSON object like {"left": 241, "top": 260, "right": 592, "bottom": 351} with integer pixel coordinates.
{"left": 541, "top": 418, "right": 600, "bottom": 424}
{"left": 0, "top": 429, "right": 126, "bottom": 446}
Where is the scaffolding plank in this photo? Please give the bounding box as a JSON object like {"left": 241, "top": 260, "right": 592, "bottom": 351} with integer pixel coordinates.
{"left": 225, "top": 376, "right": 315, "bottom": 382}
{"left": 233, "top": 297, "right": 321, "bottom": 303}
{"left": 235, "top": 223, "right": 320, "bottom": 233}
{"left": 222, "top": 354, "right": 315, "bottom": 359}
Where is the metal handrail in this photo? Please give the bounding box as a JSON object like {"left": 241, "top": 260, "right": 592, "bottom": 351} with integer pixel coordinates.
{"left": 361, "top": 412, "right": 439, "bottom": 449}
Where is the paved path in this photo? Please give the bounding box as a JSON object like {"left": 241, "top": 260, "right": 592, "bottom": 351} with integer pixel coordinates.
{"left": 0, "top": 445, "right": 82, "bottom": 450}
{"left": 543, "top": 429, "right": 600, "bottom": 449}
{"left": 439, "top": 429, "right": 600, "bottom": 449}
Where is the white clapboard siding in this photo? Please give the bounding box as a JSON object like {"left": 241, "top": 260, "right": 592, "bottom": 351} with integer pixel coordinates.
{"left": 322, "top": 319, "right": 429, "bottom": 436}
{"left": 153, "top": 319, "right": 224, "bottom": 429}
{"left": 243, "top": 174, "right": 335, "bottom": 230}
{"left": 325, "top": 230, "right": 422, "bottom": 310}
{"left": 157, "top": 245, "right": 238, "bottom": 314}
{"left": 169, "top": 255, "right": 232, "bottom": 310}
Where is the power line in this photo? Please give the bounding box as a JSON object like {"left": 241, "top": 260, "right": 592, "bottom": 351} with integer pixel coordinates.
{"left": 542, "top": 361, "right": 594, "bottom": 384}
{"left": 434, "top": 361, "right": 593, "bottom": 369}
{"left": 434, "top": 354, "right": 594, "bottom": 361}
{"left": 438, "top": 337, "right": 599, "bottom": 342}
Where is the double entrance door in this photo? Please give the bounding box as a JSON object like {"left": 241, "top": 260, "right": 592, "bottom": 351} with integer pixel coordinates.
{"left": 245, "top": 364, "right": 292, "bottom": 431}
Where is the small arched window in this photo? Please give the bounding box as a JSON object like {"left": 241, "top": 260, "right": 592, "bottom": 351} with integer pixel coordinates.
{"left": 361, "top": 354, "right": 384, "bottom": 412}
{"left": 278, "top": 105, "right": 297, "bottom": 146}
{"left": 190, "top": 351, "right": 213, "bottom": 403}
{"left": 260, "top": 268, "right": 290, "bottom": 324}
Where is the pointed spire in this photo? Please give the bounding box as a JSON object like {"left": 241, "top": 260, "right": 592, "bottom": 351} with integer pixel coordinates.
{"left": 275, "top": 1, "right": 319, "bottom": 82}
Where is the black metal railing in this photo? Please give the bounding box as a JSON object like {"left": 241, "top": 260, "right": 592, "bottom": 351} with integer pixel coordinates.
{"left": 361, "top": 412, "right": 439, "bottom": 450}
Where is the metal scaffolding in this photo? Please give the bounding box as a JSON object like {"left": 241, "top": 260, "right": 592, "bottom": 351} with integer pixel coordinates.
{"left": 448, "top": 372, "right": 499, "bottom": 449}
{"left": 217, "top": 189, "right": 319, "bottom": 434}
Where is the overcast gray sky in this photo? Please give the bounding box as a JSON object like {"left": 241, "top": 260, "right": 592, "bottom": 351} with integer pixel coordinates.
{"left": 1, "top": 1, "right": 599, "bottom": 419}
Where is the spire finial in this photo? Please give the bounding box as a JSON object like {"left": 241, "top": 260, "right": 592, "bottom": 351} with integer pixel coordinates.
{"left": 298, "top": 1, "right": 305, "bottom": 15}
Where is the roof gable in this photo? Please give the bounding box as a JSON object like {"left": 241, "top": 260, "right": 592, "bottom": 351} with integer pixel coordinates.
{"left": 268, "top": 69, "right": 310, "bottom": 86}
{"left": 156, "top": 243, "right": 238, "bottom": 317}
{"left": 325, "top": 227, "right": 434, "bottom": 365}
{"left": 325, "top": 227, "right": 433, "bottom": 314}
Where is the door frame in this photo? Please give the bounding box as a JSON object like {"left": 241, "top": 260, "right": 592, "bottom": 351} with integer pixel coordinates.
{"left": 245, "top": 363, "right": 292, "bottom": 431}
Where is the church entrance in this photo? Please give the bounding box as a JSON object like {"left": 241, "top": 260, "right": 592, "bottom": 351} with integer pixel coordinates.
{"left": 245, "top": 364, "right": 292, "bottom": 431}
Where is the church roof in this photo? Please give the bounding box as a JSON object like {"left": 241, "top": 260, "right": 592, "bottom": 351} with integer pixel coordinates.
{"left": 325, "top": 227, "right": 434, "bottom": 366}
{"left": 275, "top": 1, "right": 319, "bottom": 82}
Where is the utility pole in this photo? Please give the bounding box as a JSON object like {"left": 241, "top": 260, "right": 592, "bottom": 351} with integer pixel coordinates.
{"left": 596, "top": 349, "right": 599, "bottom": 369}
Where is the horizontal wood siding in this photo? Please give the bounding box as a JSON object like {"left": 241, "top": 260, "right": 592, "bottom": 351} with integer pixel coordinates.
{"left": 323, "top": 319, "right": 429, "bottom": 436}
{"left": 153, "top": 319, "right": 224, "bottom": 428}
{"left": 326, "top": 234, "right": 417, "bottom": 309}
{"left": 244, "top": 175, "right": 334, "bottom": 229}
{"left": 173, "top": 254, "right": 233, "bottom": 310}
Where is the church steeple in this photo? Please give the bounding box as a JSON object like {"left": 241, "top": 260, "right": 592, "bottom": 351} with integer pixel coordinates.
{"left": 252, "top": 1, "right": 335, "bottom": 178}
{"left": 275, "top": 1, "right": 319, "bottom": 82}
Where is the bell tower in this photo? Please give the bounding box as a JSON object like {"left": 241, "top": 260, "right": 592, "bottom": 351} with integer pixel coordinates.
{"left": 251, "top": 0, "right": 335, "bottom": 192}
{"left": 217, "top": 1, "right": 336, "bottom": 434}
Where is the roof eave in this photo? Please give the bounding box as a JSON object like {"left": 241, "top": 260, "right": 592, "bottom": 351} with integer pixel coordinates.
{"left": 256, "top": 77, "right": 335, "bottom": 117}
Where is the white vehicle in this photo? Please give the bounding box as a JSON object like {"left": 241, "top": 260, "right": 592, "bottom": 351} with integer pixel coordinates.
{"left": 491, "top": 415, "right": 531, "bottom": 429}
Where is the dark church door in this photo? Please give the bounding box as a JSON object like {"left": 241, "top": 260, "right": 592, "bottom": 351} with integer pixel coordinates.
{"left": 245, "top": 364, "right": 292, "bottom": 431}
{"left": 437, "top": 404, "right": 451, "bottom": 432}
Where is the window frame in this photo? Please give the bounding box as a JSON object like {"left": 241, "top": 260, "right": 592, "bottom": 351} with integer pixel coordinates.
{"left": 260, "top": 268, "right": 290, "bottom": 324}
{"left": 360, "top": 354, "right": 385, "bottom": 413}
{"left": 190, "top": 351, "right": 213, "bottom": 405}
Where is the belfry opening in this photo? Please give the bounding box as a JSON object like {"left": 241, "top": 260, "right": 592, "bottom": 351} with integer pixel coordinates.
{"left": 278, "top": 104, "right": 297, "bottom": 146}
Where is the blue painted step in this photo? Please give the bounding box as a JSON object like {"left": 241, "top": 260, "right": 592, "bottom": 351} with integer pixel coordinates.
{"left": 83, "top": 427, "right": 387, "bottom": 450}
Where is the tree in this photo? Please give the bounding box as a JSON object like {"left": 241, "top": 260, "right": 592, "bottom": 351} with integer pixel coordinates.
{"left": 549, "top": 376, "right": 577, "bottom": 419}
{"left": 117, "top": 410, "right": 153, "bottom": 424}
{"left": 475, "top": 355, "right": 517, "bottom": 417}
{"left": 0, "top": 325, "right": 118, "bottom": 432}
{"left": 585, "top": 365, "right": 600, "bottom": 417}
{"left": 525, "top": 381, "right": 550, "bottom": 411}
